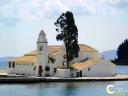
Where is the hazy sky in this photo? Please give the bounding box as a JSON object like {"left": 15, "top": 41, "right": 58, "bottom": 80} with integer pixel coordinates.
{"left": 0, "top": 0, "right": 128, "bottom": 57}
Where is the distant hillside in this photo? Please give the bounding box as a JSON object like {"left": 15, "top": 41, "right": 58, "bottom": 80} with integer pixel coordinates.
{"left": 0, "top": 57, "right": 15, "bottom": 62}
{"left": 100, "top": 49, "right": 117, "bottom": 60}
{"left": 0, "top": 57, "right": 15, "bottom": 68}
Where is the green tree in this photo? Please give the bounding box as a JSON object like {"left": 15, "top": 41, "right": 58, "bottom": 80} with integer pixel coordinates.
{"left": 48, "top": 56, "right": 56, "bottom": 64}
{"left": 54, "top": 11, "right": 80, "bottom": 68}
{"left": 114, "top": 39, "right": 128, "bottom": 64}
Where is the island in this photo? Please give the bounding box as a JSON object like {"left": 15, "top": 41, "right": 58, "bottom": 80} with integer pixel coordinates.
{"left": 0, "top": 11, "right": 128, "bottom": 83}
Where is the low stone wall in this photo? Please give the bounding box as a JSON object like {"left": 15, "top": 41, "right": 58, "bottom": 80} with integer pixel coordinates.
{"left": 0, "top": 75, "right": 127, "bottom": 83}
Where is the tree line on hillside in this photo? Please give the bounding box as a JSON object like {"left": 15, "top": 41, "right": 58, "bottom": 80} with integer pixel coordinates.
{"left": 112, "top": 39, "right": 128, "bottom": 65}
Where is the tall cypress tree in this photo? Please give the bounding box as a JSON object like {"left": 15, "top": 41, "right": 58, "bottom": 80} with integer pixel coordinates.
{"left": 54, "top": 11, "right": 80, "bottom": 68}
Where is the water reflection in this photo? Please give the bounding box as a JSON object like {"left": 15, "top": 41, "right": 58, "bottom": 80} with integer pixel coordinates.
{"left": 23, "top": 81, "right": 116, "bottom": 96}
{"left": 60, "top": 82, "right": 80, "bottom": 96}
{"left": 0, "top": 81, "right": 128, "bottom": 96}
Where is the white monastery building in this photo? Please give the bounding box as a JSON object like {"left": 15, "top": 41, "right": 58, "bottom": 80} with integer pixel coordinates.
{"left": 8, "top": 30, "right": 116, "bottom": 77}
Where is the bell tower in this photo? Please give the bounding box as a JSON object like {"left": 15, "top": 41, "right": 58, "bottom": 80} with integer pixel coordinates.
{"left": 36, "top": 30, "right": 48, "bottom": 76}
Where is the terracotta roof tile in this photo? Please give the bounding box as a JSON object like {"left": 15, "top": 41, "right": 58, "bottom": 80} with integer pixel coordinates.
{"left": 24, "top": 44, "right": 98, "bottom": 56}
{"left": 79, "top": 44, "right": 98, "bottom": 52}
{"left": 9, "top": 44, "right": 98, "bottom": 62}
{"left": 71, "top": 58, "right": 101, "bottom": 70}
{"left": 9, "top": 56, "right": 36, "bottom": 62}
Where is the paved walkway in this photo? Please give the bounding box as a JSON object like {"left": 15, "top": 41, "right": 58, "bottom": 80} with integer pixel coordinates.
{"left": 0, "top": 69, "right": 7, "bottom": 75}
{"left": 0, "top": 69, "right": 128, "bottom": 83}
{"left": 42, "top": 75, "right": 128, "bottom": 81}
{"left": 0, "top": 75, "right": 127, "bottom": 83}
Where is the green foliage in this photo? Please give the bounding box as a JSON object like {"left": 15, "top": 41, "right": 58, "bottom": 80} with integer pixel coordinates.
{"left": 54, "top": 11, "right": 80, "bottom": 68}
{"left": 48, "top": 56, "right": 56, "bottom": 64}
{"left": 114, "top": 39, "right": 128, "bottom": 65}
{"left": 33, "top": 66, "right": 36, "bottom": 70}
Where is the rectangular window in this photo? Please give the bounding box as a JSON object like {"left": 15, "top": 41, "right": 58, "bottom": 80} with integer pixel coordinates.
{"left": 88, "top": 68, "right": 90, "bottom": 71}
{"left": 12, "top": 62, "right": 15, "bottom": 68}
{"left": 54, "top": 68, "right": 57, "bottom": 73}
{"left": 9, "top": 62, "right": 11, "bottom": 68}
{"left": 76, "top": 72, "right": 80, "bottom": 77}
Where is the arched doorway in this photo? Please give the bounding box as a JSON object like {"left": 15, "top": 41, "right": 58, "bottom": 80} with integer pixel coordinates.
{"left": 38, "top": 65, "right": 43, "bottom": 76}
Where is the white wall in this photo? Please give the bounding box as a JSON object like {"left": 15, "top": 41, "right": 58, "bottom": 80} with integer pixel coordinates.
{"left": 54, "top": 69, "right": 71, "bottom": 78}
{"left": 8, "top": 62, "right": 35, "bottom": 76}
{"left": 72, "top": 59, "right": 116, "bottom": 77}
{"left": 53, "top": 50, "right": 98, "bottom": 67}
{"left": 53, "top": 50, "right": 66, "bottom": 67}
{"left": 45, "top": 64, "right": 56, "bottom": 76}
{"left": 71, "top": 51, "right": 98, "bottom": 64}
{"left": 36, "top": 42, "right": 48, "bottom": 77}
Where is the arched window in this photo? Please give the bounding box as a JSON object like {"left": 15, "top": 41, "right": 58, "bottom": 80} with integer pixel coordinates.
{"left": 39, "top": 46, "right": 43, "bottom": 51}
{"left": 39, "top": 46, "right": 41, "bottom": 51}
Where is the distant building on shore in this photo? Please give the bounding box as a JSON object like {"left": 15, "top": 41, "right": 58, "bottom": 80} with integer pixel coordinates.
{"left": 8, "top": 30, "right": 116, "bottom": 77}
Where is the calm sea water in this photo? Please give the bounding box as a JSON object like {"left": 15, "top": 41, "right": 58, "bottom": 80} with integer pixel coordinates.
{"left": 0, "top": 62, "right": 128, "bottom": 96}
{"left": 0, "top": 81, "right": 128, "bottom": 96}
{"left": 0, "top": 62, "right": 8, "bottom": 69}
